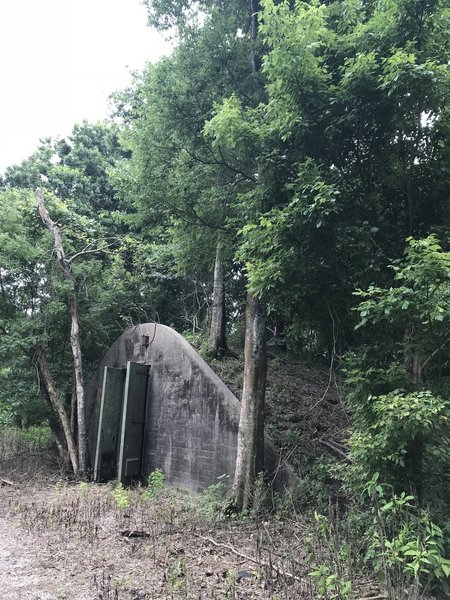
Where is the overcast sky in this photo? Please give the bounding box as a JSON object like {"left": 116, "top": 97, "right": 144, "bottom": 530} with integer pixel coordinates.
{"left": 0, "top": 0, "right": 171, "bottom": 175}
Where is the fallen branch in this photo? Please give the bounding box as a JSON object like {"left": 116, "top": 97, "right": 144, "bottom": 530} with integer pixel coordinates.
{"left": 422, "top": 335, "right": 450, "bottom": 370}
{"left": 0, "top": 476, "right": 14, "bottom": 486}
{"left": 195, "top": 534, "right": 303, "bottom": 582}
{"left": 317, "top": 438, "right": 352, "bottom": 462}
{"left": 119, "top": 527, "right": 183, "bottom": 538}
{"left": 326, "top": 438, "right": 348, "bottom": 451}
{"left": 120, "top": 530, "right": 152, "bottom": 538}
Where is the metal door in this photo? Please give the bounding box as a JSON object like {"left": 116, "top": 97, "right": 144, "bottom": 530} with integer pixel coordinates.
{"left": 94, "top": 366, "right": 125, "bottom": 481}
{"left": 117, "top": 362, "right": 150, "bottom": 484}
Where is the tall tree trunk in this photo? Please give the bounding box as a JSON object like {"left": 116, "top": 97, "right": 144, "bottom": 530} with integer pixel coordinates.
{"left": 209, "top": 235, "right": 227, "bottom": 356}
{"left": 405, "top": 177, "right": 415, "bottom": 236}
{"left": 70, "top": 298, "right": 88, "bottom": 475}
{"left": 404, "top": 324, "right": 423, "bottom": 386}
{"left": 37, "top": 349, "right": 79, "bottom": 475}
{"left": 231, "top": 292, "right": 267, "bottom": 511}
{"left": 250, "top": 0, "right": 262, "bottom": 73}
{"left": 36, "top": 189, "right": 88, "bottom": 477}
{"left": 411, "top": 348, "right": 423, "bottom": 386}
{"left": 70, "top": 372, "right": 78, "bottom": 441}
{"left": 230, "top": 0, "right": 268, "bottom": 511}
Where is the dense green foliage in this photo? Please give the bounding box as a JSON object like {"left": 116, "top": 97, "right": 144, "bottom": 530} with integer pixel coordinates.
{"left": 1, "top": 0, "right": 450, "bottom": 594}
{"left": 344, "top": 235, "right": 450, "bottom": 506}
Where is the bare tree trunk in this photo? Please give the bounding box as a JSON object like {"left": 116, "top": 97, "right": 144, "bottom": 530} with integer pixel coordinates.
{"left": 37, "top": 349, "right": 79, "bottom": 475}
{"left": 71, "top": 303, "right": 88, "bottom": 475}
{"left": 48, "top": 414, "right": 71, "bottom": 471}
{"left": 38, "top": 376, "right": 71, "bottom": 470}
{"left": 36, "top": 189, "right": 88, "bottom": 477}
{"left": 250, "top": 0, "right": 262, "bottom": 72}
{"left": 411, "top": 349, "right": 423, "bottom": 386}
{"left": 405, "top": 177, "right": 415, "bottom": 236}
{"left": 70, "top": 372, "right": 78, "bottom": 441}
{"left": 404, "top": 324, "right": 423, "bottom": 386}
{"left": 231, "top": 292, "right": 267, "bottom": 511}
{"left": 209, "top": 235, "right": 227, "bottom": 356}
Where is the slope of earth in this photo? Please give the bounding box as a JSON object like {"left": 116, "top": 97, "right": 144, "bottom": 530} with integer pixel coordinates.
{"left": 210, "top": 351, "right": 348, "bottom": 504}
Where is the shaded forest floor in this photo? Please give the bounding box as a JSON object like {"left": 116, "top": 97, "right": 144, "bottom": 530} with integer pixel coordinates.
{"left": 0, "top": 353, "right": 381, "bottom": 599}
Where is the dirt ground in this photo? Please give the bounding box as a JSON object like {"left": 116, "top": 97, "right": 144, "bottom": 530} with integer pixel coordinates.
{"left": 0, "top": 512, "right": 63, "bottom": 599}
{"left": 0, "top": 480, "right": 319, "bottom": 600}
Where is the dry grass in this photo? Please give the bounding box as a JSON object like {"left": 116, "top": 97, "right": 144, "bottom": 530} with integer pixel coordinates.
{"left": 0, "top": 426, "right": 60, "bottom": 483}
{"left": 1, "top": 481, "right": 319, "bottom": 599}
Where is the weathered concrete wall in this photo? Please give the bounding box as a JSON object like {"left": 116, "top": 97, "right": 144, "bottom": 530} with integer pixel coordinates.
{"left": 86, "top": 324, "right": 295, "bottom": 493}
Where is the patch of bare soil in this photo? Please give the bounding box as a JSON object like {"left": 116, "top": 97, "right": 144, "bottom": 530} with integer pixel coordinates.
{"left": 0, "top": 512, "right": 61, "bottom": 599}
{"left": 0, "top": 481, "right": 318, "bottom": 600}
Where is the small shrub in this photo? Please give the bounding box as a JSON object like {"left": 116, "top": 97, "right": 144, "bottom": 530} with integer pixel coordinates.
{"left": 307, "top": 509, "right": 354, "bottom": 600}
{"left": 309, "top": 562, "right": 353, "bottom": 600}
{"left": 299, "top": 456, "right": 334, "bottom": 511}
{"left": 274, "top": 488, "right": 297, "bottom": 521}
{"left": 199, "top": 474, "right": 230, "bottom": 518}
{"left": 163, "top": 558, "right": 193, "bottom": 598}
{"left": 365, "top": 475, "right": 450, "bottom": 598}
{"left": 250, "top": 471, "right": 271, "bottom": 517}
{"left": 343, "top": 388, "right": 450, "bottom": 497}
{"left": 78, "top": 481, "right": 89, "bottom": 498}
{"left": 307, "top": 477, "right": 450, "bottom": 599}
{"left": 112, "top": 483, "right": 130, "bottom": 511}
{"left": 223, "top": 569, "right": 238, "bottom": 600}
{"left": 144, "top": 467, "right": 165, "bottom": 499}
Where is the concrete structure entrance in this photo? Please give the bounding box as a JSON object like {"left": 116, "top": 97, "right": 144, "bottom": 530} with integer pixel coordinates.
{"left": 86, "top": 324, "right": 294, "bottom": 493}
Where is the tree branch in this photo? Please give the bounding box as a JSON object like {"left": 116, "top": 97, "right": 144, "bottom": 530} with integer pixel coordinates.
{"left": 67, "top": 239, "right": 119, "bottom": 263}
{"left": 217, "top": 145, "right": 257, "bottom": 183}
{"left": 194, "top": 534, "right": 303, "bottom": 582}
{"left": 422, "top": 336, "right": 450, "bottom": 370}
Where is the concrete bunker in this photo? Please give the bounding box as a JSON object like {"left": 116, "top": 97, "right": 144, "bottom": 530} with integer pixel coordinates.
{"left": 87, "top": 323, "right": 293, "bottom": 493}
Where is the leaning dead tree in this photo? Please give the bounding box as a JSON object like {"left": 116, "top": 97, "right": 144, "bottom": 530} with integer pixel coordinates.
{"left": 36, "top": 348, "right": 79, "bottom": 475}
{"left": 36, "top": 189, "right": 88, "bottom": 477}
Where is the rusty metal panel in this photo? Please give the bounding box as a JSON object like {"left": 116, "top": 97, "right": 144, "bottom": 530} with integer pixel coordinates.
{"left": 117, "top": 362, "right": 149, "bottom": 484}
{"left": 94, "top": 366, "right": 125, "bottom": 482}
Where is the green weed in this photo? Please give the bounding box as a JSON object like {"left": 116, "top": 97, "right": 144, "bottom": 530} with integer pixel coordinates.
{"left": 143, "top": 467, "right": 165, "bottom": 500}
{"left": 112, "top": 482, "right": 130, "bottom": 511}
{"left": 199, "top": 474, "right": 229, "bottom": 518}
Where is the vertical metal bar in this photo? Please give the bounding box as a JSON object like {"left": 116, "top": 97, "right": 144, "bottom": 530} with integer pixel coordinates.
{"left": 93, "top": 366, "right": 109, "bottom": 481}
{"left": 139, "top": 366, "right": 151, "bottom": 480}
{"left": 117, "top": 362, "right": 132, "bottom": 484}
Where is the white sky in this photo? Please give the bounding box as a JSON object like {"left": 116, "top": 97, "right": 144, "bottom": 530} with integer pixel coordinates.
{"left": 0, "top": 0, "right": 171, "bottom": 175}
